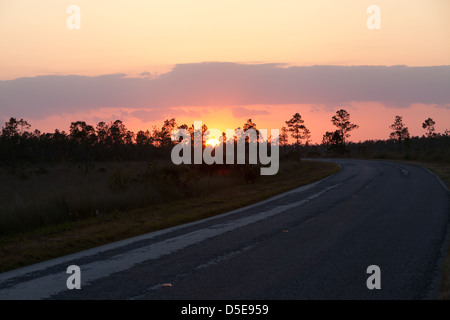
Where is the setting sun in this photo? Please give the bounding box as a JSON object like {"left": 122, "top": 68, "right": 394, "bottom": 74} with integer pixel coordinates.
{"left": 205, "top": 138, "right": 221, "bottom": 147}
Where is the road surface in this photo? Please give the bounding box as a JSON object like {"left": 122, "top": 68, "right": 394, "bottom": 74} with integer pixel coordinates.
{"left": 0, "top": 159, "right": 449, "bottom": 300}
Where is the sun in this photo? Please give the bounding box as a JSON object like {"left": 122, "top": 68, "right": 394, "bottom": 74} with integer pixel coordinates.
{"left": 205, "top": 138, "right": 221, "bottom": 147}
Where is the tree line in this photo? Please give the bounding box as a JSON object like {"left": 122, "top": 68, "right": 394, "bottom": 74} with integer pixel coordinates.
{"left": 1, "top": 109, "right": 449, "bottom": 166}
{"left": 0, "top": 117, "right": 268, "bottom": 167}
{"left": 280, "top": 110, "right": 449, "bottom": 161}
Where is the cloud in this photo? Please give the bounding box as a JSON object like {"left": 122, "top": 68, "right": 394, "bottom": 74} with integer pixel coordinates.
{"left": 1, "top": 63, "right": 449, "bottom": 120}
{"left": 436, "top": 103, "right": 450, "bottom": 110}
{"left": 130, "top": 109, "right": 166, "bottom": 123}
{"left": 139, "top": 71, "right": 152, "bottom": 77}
{"left": 231, "top": 107, "right": 270, "bottom": 118}
{"left": 131, "top": 107, "right": 205, "bottom": 123}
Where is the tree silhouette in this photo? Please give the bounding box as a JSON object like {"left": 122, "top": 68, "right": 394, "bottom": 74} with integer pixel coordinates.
{"left": 136, "top": 130, "right": 152, "bottom": 145}
{"left": 1, "top": 117, "right": 30, "bottom": 138}
{"left": 96, "top": 122, "right": 110, "bottom": 145}
{"left": 124, "top": 130, "right": 135, "bottom": 145}
{"left": 69, "top": 121, "right": 97, "bottom": 171}
{"left": 285, "top": 113, "right": 310, "bottom": 152}
{"left": 302, "top": 127, "right": 311, "bottom": 145}
{"left": 152, "top": 118, "right": 177, "bottom": 147}
{"left": 331, "top": 109, "right": 359, "bottom": 144}
{"left": 279, "top": 126, "right": 288, "bottom": 146}
{"left": 389, "top": 115, "right": 410, "bottom": 152}
{"left": 18, "top": 119, "right": 31, "bottom": 135}
{"left": 322, "top": 130, "right": 344, "bottom": 153}
{"left": 69, "top": 121, "right": 96, "bottom": 146}
{"left": 242, "top": 119, "right": 260, "bottom": 144}
{"left": 422, "top": 118, "right": 437, "bottom": 138}
{"left": 109, "top": 120, "right": 128, "bottom": 145}
{"left": 243, "top": 119, "right": 257, "bottom": 132}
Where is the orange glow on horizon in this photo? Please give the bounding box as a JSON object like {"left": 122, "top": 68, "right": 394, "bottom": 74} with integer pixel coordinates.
{"left": 205, "top": 138, "right": 221, "bottom": 148}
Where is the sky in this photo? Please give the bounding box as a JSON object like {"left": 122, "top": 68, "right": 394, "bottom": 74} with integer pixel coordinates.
{"left": 1, "top": 0, "right": 449, "bottom": 143}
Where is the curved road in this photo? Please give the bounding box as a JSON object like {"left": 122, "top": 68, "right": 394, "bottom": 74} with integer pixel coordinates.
{"left": 0, "top": 159, "right": 449, "bottom": 300}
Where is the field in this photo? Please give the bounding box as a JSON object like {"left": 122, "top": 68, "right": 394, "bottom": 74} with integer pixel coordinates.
{"left": 0, "top": 159, "right": 339, "bottom": 272}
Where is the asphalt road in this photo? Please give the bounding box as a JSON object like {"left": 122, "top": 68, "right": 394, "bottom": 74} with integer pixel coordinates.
{"left": 1, "top": 159, "right": 449, "bottom": 300}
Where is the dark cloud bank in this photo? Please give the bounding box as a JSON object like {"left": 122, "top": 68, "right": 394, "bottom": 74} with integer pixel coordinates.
{"left": 0, "top": 63, "right": 449, "bottom": 119}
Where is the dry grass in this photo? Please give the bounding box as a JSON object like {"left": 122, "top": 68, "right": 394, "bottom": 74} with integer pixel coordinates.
{"left": 0, "top": 160, "right": 339, "bottom": 273}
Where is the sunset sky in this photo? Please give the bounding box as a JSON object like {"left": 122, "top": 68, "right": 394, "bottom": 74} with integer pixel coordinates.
{"left": 1, "top": 0, "right": 449, "bottom": 143}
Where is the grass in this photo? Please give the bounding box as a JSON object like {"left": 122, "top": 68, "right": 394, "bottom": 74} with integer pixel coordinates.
{"left": 0, "top": 159, "right": 339, "bottom": 273}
